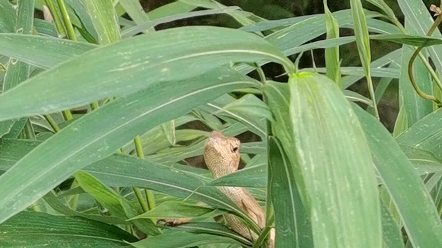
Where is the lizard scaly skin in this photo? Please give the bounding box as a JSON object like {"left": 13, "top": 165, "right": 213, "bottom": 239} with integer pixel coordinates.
{"left": 204, "top": 131, "right": 274, "bottom": 247}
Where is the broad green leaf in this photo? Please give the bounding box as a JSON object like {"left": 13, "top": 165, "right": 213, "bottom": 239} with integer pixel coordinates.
{"left": 268, "top": 136, "right": 313, "bottom": 248}
{"left": 354, "top": 105, "right": 442, "bottom": 247}
{"left": 75, "top": 171, "right": 160, "bottom": 235}
{"left": 380, "top": 200, "right": 405, "bottom": 248}
{"left": 0, "top": 68, "right": 257, "bottom": 224}
{"left": 161, "top": 120, "right": 176, "bottom": 146}
{"left": 148, "top": 1, "right": 195, "bottom": 20}
{"left": 399, "top": 145, "right": 442, "bottom": 175}
{"left": 200, "top": 94, "right": 267, "bottom": 138}
{"left": 0, "top": 26, "right": 293, "bottom": 121}
{"left": 119, "top": 0, "right": 151, "bottom": 26}
{"left": 165, "top": 222, "right": 252, "bottom": 246}
{"left": 75, "top": 171, "right": 139, "bottom": 219}
{"left": 121, "top": 7, "right": 242, "bottom": 38}
{"left": 180, "top": 0, "right": 255, "bottom": 27}
{"left": 0, "top": 211, "right": 137, "bottom": 247}
{"left": 132, "top": 230, "right": 246, "bottom": 248}
{"left": 344, "top": 90, "right": 373, "bottom": 107}
{"left": 396, "top": 107, "right": 442, "bottom": 168}
{"left": 209, "top": 155, "right": 266, "bottom": 188}
{"left": 217, "top": 94, "right": 270, "bottom": 138}
{"left": 342, "top": 49, "right": 401, "bottom": 88}
{"left": 289, "top": 72, "right": 381, "bottom": 247}
{"left": 370, "top": 34, "right": 442, "bottom": 47}
{"left": 0, "top": 0, "right": 16, "bottom": 33}
{"left": 291, "top": 36, "right": 355, "bottom": 55}
{"left": 65, "top": 0, "right": 99, "bottom": 41}
{"left": 131, "top": 201, "right": 221, "bottom": 220}
{"left": 85, "top": 155, "right": 247, "bottom": 219}
{"left": 43, "top": 191, "right": 126, "bottom": 225}
{"left": 313, "top": 66, "right": 399, "bottom": 78}
{"left": 262, "top": 81, "right": 308, "bottom": 206}
{"left": 121, "top": 120, "right": 201, "bottom": 155}
{"left": 396, "top": 0, "right": 442, "bottom": 75}
{"left": 81, "top": 0, "right": 121, "bottom": 44}
{"left": 0, "top": 138, "right": 258, "bottom": 235}
{"left": 2, "top": 118, "right": 27, "bottom": 139}
{"left": 0, "top": 0, "right": 34, "bottom": 138}
{"left": 365, "top": 0, "right": 396, "bottom": 21}
{"left": 33, "top": 18, "right": 58, "bottom": 37}
{"left": 0, "top": 34, "right": 97, "bottom": 69}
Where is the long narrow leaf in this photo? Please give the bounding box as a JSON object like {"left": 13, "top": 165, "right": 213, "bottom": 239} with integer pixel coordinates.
{"left": 0, "top": 68, "right": 257, "bottom": 224}
{"left": 0, "top": 26, "right": 293, "bottom": 122}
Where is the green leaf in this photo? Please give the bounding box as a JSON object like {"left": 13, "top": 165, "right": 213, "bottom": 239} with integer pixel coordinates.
{"left": 147, "top": 1, "right": 195, "bottom": 20}
{"left": 65, "top": 0, "right": 99, "bottom": 41}
{"left": 380, "top": 200, "right": 405, "bottom": 248}
{"left": 354, "top": 105, "right": 442, "bottom": 247}
{"left": 75, "top": 171, "right": 160, "bottom": 235}
{"left": 0, "top": 0, "right": 34, "bottom": 138}
{"left": 398, "top": 42, "right": 432, "bottom": 127}
{"left": 0, "top": 26, "right": 292, "bottom": 121}
{"left": 324, "top": 0, "right": 341, "bottom": 86}
{"left": 217, "top": 94, "right": 270, "bottom": 138}
{"left": 396, "top": 0, "right": 442, "bottom": 74}
{"left": 0, "top": 138, "right": 276, "bottom": 233}
{"left": 350, "top": 0, "right": 378, "bottom": 117}
{"left": 288, "top": 72, "right": 381, "bottom": 247}
{"left": 268, "top": 136, "right": 313, "bottom": 248}
{"left": 370, "top": 34, "right": 442, "bottom": 47}
{"left": 0, "top": 211, "right": 137, "bottom": 247}
{"left": 396, "top": 107, "right": 442, "bottom": 169}
{"left": 365, "top": 0, "right": 397, "bottom": 21}
{"left": 209, "top": 155, "right": 266, "bottom": 188}
{"left": 43, "top": 191, "right": 126, "bottom": 225}
{"left": 121, "top": 7, "right": 243, "bottom": 38}
{"left": 342, "top": 49, "right": 401, "bottom": 88}
{"left": 131, "top": 231, "right": 245, "bottom": 248}
{"left": 0, "top": 33, "right": 97, "bottom": 69}
{"left": 75, "top": 171, "right": 138, "bottom": 219}
{"left": 131, "top": 201, "right": 221, "bottom": 220}
{"left": 81, "top": 0, "right": 121, "bottom": 44}
{"left": 119, "top": 0, "right": 151, "bottom": 27}
{"left": 0, "top": 68, "right": 256, "bottom": 224}
{"left": 0, "top": 0, "right": 16, "bottom": 33}
{"left": 262, "top": 80, "right": 308, "bottom": 205}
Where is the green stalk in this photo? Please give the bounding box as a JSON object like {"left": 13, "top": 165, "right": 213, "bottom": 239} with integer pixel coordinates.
{"left": 44, "top": 0, "right": 66, "bottom": 37}
{"left": 44, "top": 114, "right": 61, "bottom": 132}
{"left": 133, "top": 136, "right": 156, "bottom": 212}
{"left": 23, "top": 119, "right": 36, "bottom": 140}
{"left": 407, "top": 5, "right": 442, "bottom": 106}
{"left": 55, "top": 0, "right": 76, "bottom": 41}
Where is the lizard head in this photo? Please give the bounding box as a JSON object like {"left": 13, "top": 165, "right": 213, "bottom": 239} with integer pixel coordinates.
{"left": 204, "top": 131, "right": 241, "bottom": 179}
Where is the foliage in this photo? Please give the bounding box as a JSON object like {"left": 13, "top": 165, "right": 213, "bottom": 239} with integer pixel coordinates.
{"left": 0, "top": 0, "right": 442, "bottom": 247}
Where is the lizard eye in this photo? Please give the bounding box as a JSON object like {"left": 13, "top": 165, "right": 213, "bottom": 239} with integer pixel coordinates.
{"left": 231, "top": 145, "right": 238, "bottom": 153}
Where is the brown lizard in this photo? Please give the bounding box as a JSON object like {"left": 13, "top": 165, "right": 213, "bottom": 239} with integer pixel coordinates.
{"left": 204, "top": 131, "right": 274, "bottom": 247}
{"left": 162, "top": 131, "right": 274, "bottom": 246}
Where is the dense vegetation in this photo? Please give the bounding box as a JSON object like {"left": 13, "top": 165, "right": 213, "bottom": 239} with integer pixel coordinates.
{"left": 1, "top": 0, "right": 442, "bottom": 247}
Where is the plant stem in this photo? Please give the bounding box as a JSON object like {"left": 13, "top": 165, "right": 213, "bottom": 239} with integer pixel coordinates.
{"left": 408, "top": 7, "right": 442, "bottom": 106}
{"left": 44, "top": 114, "right": 61, "bottom": 132}
{"left": 133, "top": 136, "right": 156, "bottom": 212}
{"left": 44, "top": 0, "right": 66, "bottom": 37}
{"left": 56, "top": 0, "right": 76, "bottom": 41}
